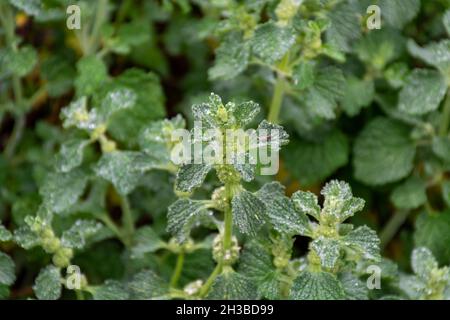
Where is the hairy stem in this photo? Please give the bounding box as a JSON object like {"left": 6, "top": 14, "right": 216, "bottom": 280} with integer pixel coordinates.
{"left": 439, "top": 90, "right": 450, "bottom": 136}
{"left": 380, "top": 210, "right": 411, "bottom": 249}
{"left": 198, "top": 262, "right": 223, "bottom": 297}
{"left": 223, "top": 184, "right": 233, "bottom": 251}
{"left": 267, "top": 76, "right": 286, "bottom": 124}
{"left": 170, "top": 252, "right": 185, "bottom": 288}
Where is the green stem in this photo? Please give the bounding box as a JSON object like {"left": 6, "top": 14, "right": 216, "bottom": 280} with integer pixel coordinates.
{"left": 223, "top": 183, "right": 234, "bottom": 251}
{"left": 198, "top": 262, "right": 223, "bottom": 297}
{"left": 97, "top": 213, "right": 129, "bottom": 247}
{"left": 87, "top": 0, "right": 109, "bottom": 55}
{"left": 119, "top": 194, "right": 134, "bottom": 244}
{"left": 267, "top": 77, "right": 286, "bottom": 124}
{"left": 380, "top": 210, "right": 411, "bottom": 249}
{"left": 170, "top": 252, "right": 185, "bottom": 288}
{"left": 75, "top": 290, "right": 85, "bottom": 300}
{"left": 439, "top": 90, "right": 450, "bottom": 136}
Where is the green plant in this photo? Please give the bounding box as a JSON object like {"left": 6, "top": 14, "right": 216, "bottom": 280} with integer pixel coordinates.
{"left": 1, "top": 0, "right": 450, "bottom": 301}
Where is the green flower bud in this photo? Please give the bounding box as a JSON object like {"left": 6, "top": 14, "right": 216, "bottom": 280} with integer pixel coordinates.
{"left": 212, "top": 234, "right": 240, "bottom": 265}
{"left": 53, "top": 247, "right": 74, "bottom": 268}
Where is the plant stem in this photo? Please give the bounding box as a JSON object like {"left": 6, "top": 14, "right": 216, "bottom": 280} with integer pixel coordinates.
{"left": 119, "top": 194, "right": 134, "bottom": 244}
{"left": 170, "top": 252, "right": 185, "bottom": 288}
{"left": 97, "top": 213, "right": 129, "bottom": 247}
{"left": 439, "top": 90, "right": 450, "bottom": 136}
{"left": 380, "top": 210, "right": 411, "bottom": 249}
{"left": 87, "top": 0, "right": 109, "bottom": 55}
{"left": 198, "top": 262, "right": 223, "bottom": 297}
{"left": 267, "top": 76, "right": 286, "bottom": 124}
{"left": 75, "top": 289, "right": 85, "bottom": 300}
{"left": 223, "top": 184, "right": 233, "bottom": 251}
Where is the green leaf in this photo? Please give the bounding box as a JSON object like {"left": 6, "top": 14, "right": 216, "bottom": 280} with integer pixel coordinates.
{"left": 339, "top": 272, "right": 369, "bottom": 300}
{"left": 411, "top": 247, "right": 438, "bottom": 280}
{"left": 102, "top": 70, "right": 166, "bottom": 147}
{"left": 99, "top": 88, "right": 137, "bottom": 123}
{"left": 167, "top": 198, "right": 209, "bottom": 243}
{"left": 321, "top": 180, "right": 365, "bottom": 223}
{"left": 92, "top": 280, "right": 129, "bottom": 300}
{"left": 415, "top": 211, "right": 450, "bottom": 265}
{"left": 175, "top": 164, "right": 212, "bottom": 193}
{"left": 398, "top": 69, "right": 447, "bottom": 115}
{"left": 390, "top": 176, "right": 427, "bottom": 210}
{"left": 13, "top": 225, "right": 40, "bottom": 249}
{"left": 232, "top": 189, "right": 266, "bottom": 236}
{"left": 0, "top": 252, "right": 15, "bottom": 286}
{"left": 40, "top": 168, "right": 88, "bottom": 213}
{"left": 41, "top": 55, "right": 75, "bottom": 97}
{"left": 4, "top": 46, "right": 38, "bottom": 77}
{"left": 131, "top": 226, "right": 165, "bottom": 259}
{"left": 342, "top": 226, "right": 381, "bottom": 261}
{"left": 292, "top": 60, "right": 316, "bottom": 90}
{"left": 234, "top": 101, "right": 260, "bottom": 127}
{"left": 325, "top": 1, "right": 361, "bottom": 52}
{"left": 291, "top": 190, "right": 321, "bottom": 221}
{"left": 207, "top": 269, "right": 258, "bottom": 300}
{"left": 0, "top": 284, "right": 10, "bottom": 299}
{"left": 8, "top": 0, "right": 43, "bottom": 16}
{"left": 0, "top": 224, "right": 12, "bottom": 242}
{"left": 209, "top": 32, "right": 250, "bottom": 80}
{"left": 378, "top": 0, "right": 420, "bottom": 29}
{"left": 432, "top": 136, "right": 450, "bottom": 163}
{"left": 128, "top": 269, "right": 168, "bottom": 299}
{"left": 311, "top": 238, "right": 341, "bottom": 269}
{"left": 444, "top": 10, "right": 450, "bottom": 36}
{"left": 355, "top": 28, "right": 404, "bottom": 70}
{"left": 353, "top": 117, "right": 416, "bottom": 186}
{"left": 54, "top": 138, "right": 90, "bottom": 173}
{"left": 75, "top": 55, "right": 108, "bottom": 97}
{"left": 61, "top": 220, "right": 103, "bottom": 249}
{"left": 340, "top": 77, "right": 374, "bottom": 116}
{"left": 283, "top": 130, "right": 349, "bottom": 186}
{"left": 250, "top": 22, "right": 296, "bottom": 64}
{"left": 33, "top": 265, "right": 62, "bottom": 300}
{"left": 238, "top": 240, "right": 280, "bottom": 299}
{"left": 95, "top": 151, "right": 163, "bottom": 195}
{"left": 408, "top": 40, "right": 450, "bottom": 76}
{"left": 60, "top": 97, "right": 97, "bottom": 131}
{"left": 290, "top": 271, "right": 346, "bottom": 300}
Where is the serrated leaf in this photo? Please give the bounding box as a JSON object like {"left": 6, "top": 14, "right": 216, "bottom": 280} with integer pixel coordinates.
{"left": 95, "top": 151, "right": 163, "bottom": 195}
{"left": 61, "top": 220, "right": 103, "bottom": 249}
{"left": 408, "top": 40, "right": 450, "bottom": 76}
{"left": 398, "top": 69, "right": 447, "bottom": 115}
{"left": 232, "top": 189, "right": 266, "bottom": 236}
{"left": 340, "top": 77, "right": 374, "bottom": 116}
{"left": 325, "top": 1, "right": 361, "bottom": 52}
{"left": 92, "top": 280, "right": 129, "bottom": 300}
{"left": 131, "top": 226, "right": 165, "bottom": 259}
{"left": 0, "top": 224, "right": 12, "bottom": 242}
{"left": 175, "top": 164, "right": 212, "bottom": 193}
{"left": 4, "top": 46, "right": 38, "bottom": 77}
{"left": 13, "top": 225, "right": 40, "bottom": 249}
{"left": 99, "top": 88, "right": 137, "bottom": 122}
{"left": 128, "top": 269, "right": 168, "bottom": 299}
{"left": 207, "top": 269, "right": 258, "bottom": 300}
{"left": 411, "top": 247, "right": 438, "bottom": 280}
{"left": 291, "top": 191, "right": 321, "bottom": 221}
{"left": 290, "top": 271, "right": 346, "bottom": 300}
{"left": 33, "top": 265, "right": 62, "bottom": 300}
{"left": 311, "top": 238, "right": 341, "bottom": 269}
{"left": 55, "top": 138, "right": 90, "bottom": 173}
{"left": 415, "top": 211, "right": 450, "bottom": 265}
{"left": 251, "top": 22, "right": 296, "bottom": 64}
{"left": 167, "top": 199, "right": 209, "bottom": 243}
{"left": 256, "top": 120, "right": 289, "bottom": 149}
{"left": 353, "top": 117, "right": 416, "bottom": 186}
{"left": 233, "top": 101, "right": 260, "bottom": 127}
{"left": 355, "top": 28, "right": 404, "bottom": 70}
{"left": 339, "top": 272, "right": 369, "bottom": 300}
{"left": 283, "top": 130, "right": 349, "bottom": 186}
{"left": 390, "top": 176, "right": 427, "bottom": 210}
{"left": 209, "top": 32, "right": 250, "bottom": 80}
{"left": 379, "top": 0, "right": 420, "bottom": 29}
{"left": 238, "top": 240, "right": 280, "bottom": 299}
{"left": 40, "top": 168, "right": 88, "bottom": 214}
{"left": 75, "top": 55, "right": 108, "bottom": 97}
{"left": 60, "top": 97, "right": 97, "bottom": 131}
{"left": 342, "top": 226, "right": 381, "bottom": 261}
{"left": 0, "top": 252, "right": 15, "bottom": 286}
{"left": 292, "top": 60, "right": 316, "bottom": 90}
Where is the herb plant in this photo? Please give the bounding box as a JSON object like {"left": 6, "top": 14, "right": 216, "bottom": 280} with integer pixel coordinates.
{"left": 1, "top": 0, "right": 450, "bottom": 300}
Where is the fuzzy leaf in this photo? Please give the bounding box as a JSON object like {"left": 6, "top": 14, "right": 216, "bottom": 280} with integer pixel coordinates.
{"left": 339, "top": 272, "right": 369, "bottom": 300}
{"left": 353, "top": 117, "right": 415, "bottom": 186}
{"left": 75, "top": 55, "right": 108, "bottom": 97}
{"left": 290, "top": 271, "right": 346, "bottom": 300}
{"left": 207, "top": 270, "right": 258, "bottom": 300}
{"left": 340, "top": 77, "right": 374, "bottom": 116}
{"left": 209, "top": 32, "right": 250, "bottom": 80}
{"left": 0, "top": 224, "right": 12, "bottom": 242}
{"left": 291, "top": 190, "right": 321, "bottom": 221}
{"left": 33, "top": 265, "right": 62, "bottom": 300}
{"left": 398, "top": 69, "right": 447, "bottom": 115}
{"left": 342, "top": 226, "right": 381, "bottom": 261}
{"left": 40, "top": 168, "right": 88, "bottom": 214}
{"left": 251, "top": 22, "right": 296, "bottom": 64}
{"left": 167, "top": 199, "right": 209, "bottom": 243}
{"left": 411, "top": 247, "right": 438, "bottom": 280}
{"left": 131, "top": 226, "right": 165, "bottom": 259}
{"left": 232, "top": 189, "right": 266, "bottom": 236}
{"left": 311, "top": 238, "right": 341, "bottom": 269}
{"left": 390, "top": 176, "right": 427, "bottom": 210}
{"left": 92, "top": 280, "right": 129, "bottom": 300}
{"left": 99, "top": 88, "right": 137, "bottom": 122}
{"left": 379, "top": 0, "right": 421, "bottom": 29}
{"left": 408, "top": 40, "right": 450, "bottom": 76}
{"left": 4, "top": 46, "right": 37, "bottom": 77}
{"left": 54, "top": 138, "right": 90, "bottom": 173}
{"left": 128, "top": 269, "right": 168, "bottom": 299}
{"left": 61, "top": 220, "right": 103, "bottom": 249}
{"left": 175, "top": 164, "right": 212, "bottom": 193}
{"left": 13, "top": 226, "right": 40, "bottom": 249}
{"left": 0, "top": 252, "right": 15, "bottom": 286}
